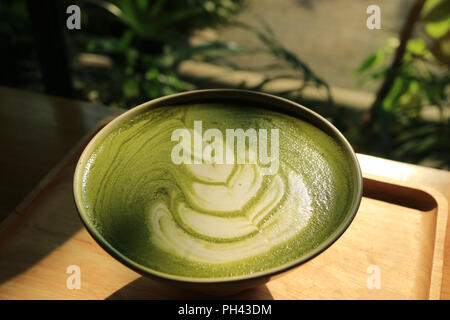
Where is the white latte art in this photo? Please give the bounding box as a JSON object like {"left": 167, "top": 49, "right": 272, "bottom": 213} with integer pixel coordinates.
{"left": 147, "top": 159, "right": 313, "bottom": 264}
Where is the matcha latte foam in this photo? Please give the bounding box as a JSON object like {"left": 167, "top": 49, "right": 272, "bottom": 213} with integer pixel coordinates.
{"left": 80, "top": 102, "right": 355, "bottom": 279}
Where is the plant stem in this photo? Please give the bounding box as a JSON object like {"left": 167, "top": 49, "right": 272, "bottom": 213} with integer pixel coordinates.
{"left": 370, "top": 0, "right": 426, "bottom": 153}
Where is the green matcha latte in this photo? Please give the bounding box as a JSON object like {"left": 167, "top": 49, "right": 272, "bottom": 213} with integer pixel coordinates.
{"left": 80, "top": 103, "right": 354, "bottom": 279}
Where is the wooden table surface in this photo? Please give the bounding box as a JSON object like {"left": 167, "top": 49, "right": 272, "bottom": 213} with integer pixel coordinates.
{"left": 0, "top": 86, "right": 122, "bottom": 221}
{"left": 0, "top": 86, "right": 449, "bottom": 299}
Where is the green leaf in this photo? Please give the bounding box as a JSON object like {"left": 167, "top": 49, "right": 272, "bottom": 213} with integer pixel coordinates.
{"left": 398, "top": 80, "right": 422, "bottom": 108}
{"left": 119, "top": 30, "right": 133, "bottom": 50}
{"left": 123, "top": 78, "right": 139, "bottom": 97}
{"left": 126, "top": 48, "right": 139, "bottom": 65}
{"left": 204, "top": 1, "right": 216, "bottom": 12}
{"left": 407, "top": 38, "right": 426, "bottom": 55}
{"left": 145, "top": 68, "right": 159, "bottom": 81}
{"left": 136, "top": 0, "right": 148, "bottom": 11}
{"left": 356, "top": 67, "right": 388, "bottom": 87}
{"left": 425, "top": 18, "right": 450, "bottom": 38}
{"left": 354, "top": 50, "right": 386, "bottom": 74}
{"left": 421, "top": 0, "right": 450, "bottom": 23}
{"left": 383, "top": 76, "right": 409, "bottom": 111}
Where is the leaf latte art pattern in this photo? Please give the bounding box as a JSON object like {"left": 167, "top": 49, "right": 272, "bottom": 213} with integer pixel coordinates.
{"left": 148, "top": 162, "right": 313, "bottom": 264}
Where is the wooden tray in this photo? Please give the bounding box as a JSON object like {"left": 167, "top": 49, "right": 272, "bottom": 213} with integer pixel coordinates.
{"left": 0, "top": 121, "right": 447, "bottom": 300}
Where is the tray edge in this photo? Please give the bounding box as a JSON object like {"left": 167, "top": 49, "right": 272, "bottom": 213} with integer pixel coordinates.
{"left": 363, "top": 172, "right": 448, "bottom": 300}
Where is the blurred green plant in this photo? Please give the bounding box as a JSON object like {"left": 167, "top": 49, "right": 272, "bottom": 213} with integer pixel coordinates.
{"left": 87, "top": 0, "right": 242, "bottom": 44}
{"left": 0, "top": 0, "right": 332, "bottom": 115}
{"left": 68, "top": 0, "right": 245, "bottom": 107}
{"left": 69, "top": 0, "right": 332, "bottom": 111}
{"left": 353, "top": 0, "right": 449, "bottom": 168}
{"left": 9, "top": 0, "right": 446, "bottom": 169}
